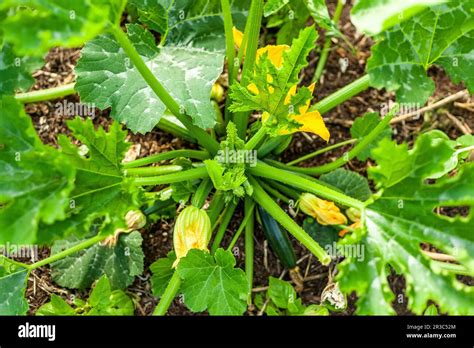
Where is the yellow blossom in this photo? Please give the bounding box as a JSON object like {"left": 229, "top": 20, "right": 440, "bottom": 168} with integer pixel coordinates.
{"left": 299, "top": 193, "right": 347, "bottom": 225}
{"left": 233, "top": 28, "right": 329, "bottom": 141}
{"left": 173, "top": 206, "right": 211, "bottom": 267}
{"left": 339, "top": 221, "right": 361, "bottom": 237}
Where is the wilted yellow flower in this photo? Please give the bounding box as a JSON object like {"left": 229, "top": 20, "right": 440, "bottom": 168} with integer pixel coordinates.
{"left": 125, "top": 210, "right": 147, "bottom": 230}
{"left": 173, "top": 206, "right": 212, "bottom": 267}
{"left": 338, "top": 221, "right": 360, "bottom": 237}
{"left": 233, "top": 28, "right": 329, "bottom": 141}
{"left": 299, "top": 193, "right": 347, "bottom": 225}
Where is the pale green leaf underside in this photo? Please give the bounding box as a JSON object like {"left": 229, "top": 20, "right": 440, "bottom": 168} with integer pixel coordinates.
{"left": 0, "top": 269, "right": 29, "bottom": 315}
{"left": 76, "top": 24, "right": 224, "bottom": 133}
{"left": 351, "top": 0, "right": 447, "bottom": 36}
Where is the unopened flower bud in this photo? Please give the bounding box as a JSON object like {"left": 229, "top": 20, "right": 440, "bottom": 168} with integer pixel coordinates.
{"left": 211, "top": 83, "right": 224, "bottom": 102}
{"left": 125, "top": 210, "right": 146, "bottom": 230}
{"left": 299, "top": 193, "right": 347, "bottom": 225}
{"left": 173, "top": 206, "right": 211, "bottom": 267}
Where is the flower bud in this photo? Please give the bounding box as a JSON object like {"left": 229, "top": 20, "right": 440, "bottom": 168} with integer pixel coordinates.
{"left": 211, "top": 83, "right": 224, "bottom": 102}
{"left": 125, "top": 210, "right": 147, "bottom": 230}
{"left": 299, "top": 193, "right": 347, "bottom": 225}
{"left": 345, "top": 207, "right": 361, "bottom": 222}
{"left": 173, "top": 206, "right": 212, "bottom": 267}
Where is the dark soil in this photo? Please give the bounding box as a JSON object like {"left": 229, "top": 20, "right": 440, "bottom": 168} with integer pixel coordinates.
{"left": 20, "top": 0, "right": 473, "bottom": 316}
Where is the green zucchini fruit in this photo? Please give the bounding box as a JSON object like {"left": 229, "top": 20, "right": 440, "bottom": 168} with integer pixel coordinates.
{"left": 258, "top": 206, "right": 297, "bottom": 269}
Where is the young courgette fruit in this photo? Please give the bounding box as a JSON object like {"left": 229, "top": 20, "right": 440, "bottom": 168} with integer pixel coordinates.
{"left": 258, "top": 206, "right": 297, "bottom": 269}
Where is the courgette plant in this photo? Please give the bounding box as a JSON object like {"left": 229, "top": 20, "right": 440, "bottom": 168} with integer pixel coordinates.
{"left": 0, "top": 0, "right": 473, "bottom": 316}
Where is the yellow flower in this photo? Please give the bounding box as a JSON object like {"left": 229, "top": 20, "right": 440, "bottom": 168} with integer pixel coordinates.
{"left": 233, "top": 28, "right": 329, "bottom": 141}
{"left": 173, "top": 206, "right": 212, "bottom": 267}
{"left": 299, "top": 193, "right": 347, "bottom": 225}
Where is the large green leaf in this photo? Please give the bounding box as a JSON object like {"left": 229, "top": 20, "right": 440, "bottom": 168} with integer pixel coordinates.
{"left": 367, "top": 1, "right": 474, "bottom": 104}
{"left": 177, "top": 248, "right": 248, "bottom": 315}
{"left": 0, "top": 96, "right": 75, "bottom": 244}
{"left": 338, "top": 131, "right": 474, "bottom": 315}
{"left": 0, "top": 267, "right": 29, "bottom": 315}
{"left": 76, "top": 24, "right": 224, "bottom": 132}
{"left": 0, "top": 0, "right": 123, "bottom": 56}
{"left": 320, "top": 168, "right": 372, "bottom": 201}
{"left": 38, "top": 117, "right": 143, "bottom": 242}
{"left": 351, "top": 0, "right": 447, "bottom": 36}
{"left": 51, "top": 231, "right": 144, "bottom": 290}
{"left": 130, "top": 0, "right": 249, "bottom": 51}
{"left": 264, "top": 0, "right": 289, "bottom": 17}
{"left": 0, "top": 44, "right": 42, "bottom": 95}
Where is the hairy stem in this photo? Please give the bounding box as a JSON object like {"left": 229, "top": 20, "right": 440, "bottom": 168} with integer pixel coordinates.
{"left": 153, "top": 271, "right": 181, "bottom": 316}
{"left": 244, "top": 197, "right": 255, "bottom": 305}
{"left": 124, "top": 165, "right": 183, "bottom": 177}
{"left": 249, "top": 177, "right": 331, "bottom": 265}
{"left": 122, "top": 150, "right": 210, "bottom": 169}
{"left": 313, "top": 74, "right": 370, "bottom": 114}
{"left": 286, "top": 138, "right": 357, "bottom": 166}
{"left": 221, "top": 0, "right": 235, "bottom": 83}
{"left": 312, "top": 0, "right": 344, "bottom": 82}
{"left": 234, "top": 0, "right": 264, "bottom": 138}
{"left": 110, "top": 25, "right": 219, "bottom": 155}
{"left": 15, "top": 83, "right": 76, "bottom": 103}
{"left": 134, "top": 166, "right": 208, "bottom": 186}
{"left": 227, "top": 200, "right": 255, "bottom": 251}
{"left": 211, "top": 201, "right": 238, "bottom": 253}
{"left": 192, "top": 178, "right": 213, "bottom": 208}
{"left": 26, "top": 234, "right": 107, "bottom": 270}
{"left": 282, "top": 104, "right": 398, "bottom": 175}
{"left": 248, "top": 161, "right": 364, "bottom": 209}
{"left": 245, "top": 126, "right": 267, "bottom": 150}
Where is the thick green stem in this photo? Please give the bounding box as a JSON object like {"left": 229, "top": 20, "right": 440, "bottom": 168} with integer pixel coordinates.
{"left": 227, "top": 200, "right": 256, "bottom": 251}
{"left": 243, "top": 197, "right": 254, "bottom": 305}
{"left": 211, "top": 201, "right": 238, "bottom": 253}
{"left": 192, "top": 178, "right": 213, "bottom": 208}
{"left": 283, "top": 105, "right": 398, "bottom": 175}
{"left": 248, "top": 161, "right": 364, "bottom": 209}
{"left": 207, "top": 191, "right": 225, "bottom": 225}
{"left": 432, "top": 261, "right": 471, "bottom": 276}
{"left": 134, "top": 166, "right": 208, "bottom": 186}
{"left": 221, "top": 0, "right": 235, "bottom": 83}
{"left": 15, "top": 83, "right": 76, "bottom": 103}
{"left": 312, "top": 0, "right": 344, "bottom": 83}
{"left": 27, "top": 234, "right": 107, "bottom": 270}
{"left": 124, "top": 165, "right": 183, "bottom": 177}
{"left": 313, "top": 75, "right": 370, "bottom": 114}
{"left": 153, "top": 271, "right": 181, "bottom": 316}
{"left": 110, "top": 25, "right": 219, "bottom": 155}
{"left": 123, "top": 150, "right": 210, "bottom": 169}
{"left": 245, "top": 126, "right": 267, "bottom": 150}
{"left": 286, "top": 138, "right": 357, "bottom": 166}
{"left": 258, "top": 180, "right": 290, "bottom": 203}
{"left": 234, "top": 0, "right": 264, "bottom": 138}
{"left": 267, "top": 179, "right": 301, "bottom": 201}
{"left": 249, "top": 177, "right": 331, "bottom": 265}
{"left": 157, "top": 117, "right": 195, "bottom": 143}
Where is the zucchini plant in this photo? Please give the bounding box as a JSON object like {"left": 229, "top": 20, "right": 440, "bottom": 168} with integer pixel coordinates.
{"left": 0, "top": 0, "right": 473, "bottom": 316}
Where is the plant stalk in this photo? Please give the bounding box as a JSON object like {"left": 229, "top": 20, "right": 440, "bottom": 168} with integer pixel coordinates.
{"left": 227, "top": 200, "right": 256, "bottom": 251}
{"left": 153, "top": 271, "right": 181, "bottom": 315}
{"left": 248, "top": 161, "right": 364, "bottom": 209}
{"left": 15, "top": 83, "right": 76, "bottom": 103}
{"left": 312, "top": 0, "right": 344, "bottom": 83}
{"left": 249, "top": 177, "right": 331, "bottom": 265}
{"left": 282, "top": 104, "right": 398, "bottom": 175}
{"left": 123, "top": 150, "right": 210, "bottom": 169}
{"left": 134, "top": 166, "right": 208, "bottom": 186}
{"left": 124, "top": 165, "right": 183, "bottom": 177}
{"left": 286, "top": 138, "right": 357, "bottom": 166}
{"left": 192, "top": 178, "right": 213, "bottom": 208}
{"left": 244, "top": 197, "right": 255, "bottom": 305}
{"left": 211, "top": 201, "right": 238, "bottom": 253}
